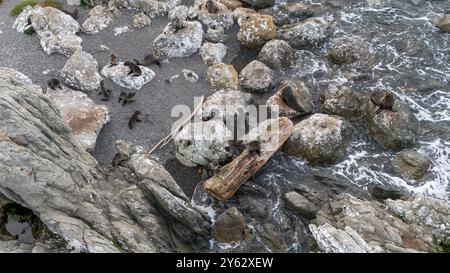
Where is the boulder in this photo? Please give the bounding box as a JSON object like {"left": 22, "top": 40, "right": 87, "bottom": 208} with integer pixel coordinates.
{"left": 233, "top": 7, "right": 259, "bottom": 26}
{"left": 266, "top": 80, "right": 313, "bottom": 118}
{"left": 284, "top": 191, "right": 318, "bottom": 219}
{"left": 309, "top": 224, "right": 373, "bottom": 253}
{"left": 261, "top": 2, "right": 313, "bottom": 26}
{"left": 195, "top": 0, "right": 235, "bottom": 30}
{"left": 101, "top": 62, "right": 155, "bottom": 90}
{"left": 132, "top": 13, "right": 152, "bottom": 29}
{"left": 284, "top": 114, "right": 352, "bottom": 164}
{"left": 61, "top": 50, "right": 103, "bottom": 91}
{"left": 237, "top": 15, "right": 276, "bottom": 49}
{"left": 432, "top": 14, "right": 450, "bottom": 33}
{"left": 13, "top": 6, "right": 82, "bottom": 56}
{"left": 200, "top": 89, "right": 253, "bottom": 122}
{"left": 239, "top": 60, "right": 274, "bottom": 92}
{"left": 257, "top": 39, "right": 295, "bottom": 69}
{"left": 329, "top": 36, "right": 372, "bottom": 65}
{"left": 219, "top": 0, "right": 242, "bottom": 10}
{"left": 363, "top": 91, "right": 419, "bottom": 150}
{"left": 168, "top": 5, "right": 189, "bottom": 24}
{"left": 46, "top": 86, "right": 109, "bottom": 152}
{"left": 199, "top": 42, "right": 228, "bottom": 66}
{"left": 82, "top": 5, "right": 116, "bottom": 34}
{"left": 240, "top": 0, "right": 274, "bottom": 9}
{"left": 277, "top": 17, "right": 329, "bottom": 49}
{"left": 394, "top": 150, "right": 431, "bottom": 181}
{"left": 211, "top": 207, "right": 246, "bottom": 243}
{"left": 153, "top": 20, "right": 204, "bottom": 58}
{"left": 114, "top": 0, "right": 182, "bottom": 17}
{"left": 207, "top": 63, "right": 240, "bottom": 90}
{"left": 205, "top": 25, "right": 228, "bottom": 43}
{"left": 319, "top": 84, "right": 363, "bottom": 119}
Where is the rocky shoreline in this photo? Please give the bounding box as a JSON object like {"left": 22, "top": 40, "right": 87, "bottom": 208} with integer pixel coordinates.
{"left": 0, "top": 0, "right": 449, "bottom": 253}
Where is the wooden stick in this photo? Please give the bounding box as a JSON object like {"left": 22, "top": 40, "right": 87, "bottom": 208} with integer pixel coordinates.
{"left": 203, "top": 117, "right": 294, "bottom": 201}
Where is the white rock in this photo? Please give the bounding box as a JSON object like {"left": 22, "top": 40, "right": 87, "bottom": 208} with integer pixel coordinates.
{"left": 82, "top": 5, "right": 115, "bottom": 34}
{"left": 101, "top": 62, "right": 155, "bottom": 90}
{"left": 199, "top": 42, "right": 227, "bottom": 65}
{"left": 61, "top": 50, "right": 103, "bottom": 91}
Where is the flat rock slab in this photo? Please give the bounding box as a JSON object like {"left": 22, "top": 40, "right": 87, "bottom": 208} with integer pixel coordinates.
{"left": 101, "top": 63, "right": 155, "bottom": 90}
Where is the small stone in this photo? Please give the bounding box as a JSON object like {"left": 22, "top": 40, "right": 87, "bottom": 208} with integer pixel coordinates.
{"left": 257, "top": 39, "right": 295, "bottom": 69}
{"left": 199, "top": 42, "right": 227, "bottom": 66}
{"left": 237, "top": 15, "right": 276, "bottom": 49}
{"left": 132, "top": 13, "right": 152, "bottom": 29}
{"left": 182, "top": 69, "right": 199, "bottom": 83}
{"left": 432, "top": 14, "right": 450, "bottom": 33}
{"left": 394, "top": 150, "right": 432, "bottom": 181}
{"left": 212, "top": 207, "right": 246, "bottom": 243}
{"left": 319, "top": 84, "right": 363, "bottom": 119}
{"left": 239, "top": 60, "right": 274, "bottom": 92}
{"left": 207, "top": 63, "right": 240, "bottom": 90}
{"left": 61, "top": 50, "right": 103, "bottom": 91}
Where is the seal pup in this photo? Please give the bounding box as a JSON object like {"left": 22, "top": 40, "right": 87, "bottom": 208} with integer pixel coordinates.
{"left": 371, "top": 91, "right": 396, "bottom": 114}
{"left": 244, "top": 140, "right": 261, "bottom": 156}
{"left": 134, "top": 52, "right": 161, "bottom": 67}
{"left": 206, "top": 0, "right": 220, "bottom": 14}
{"left": 280, "top": 84, "right": 304, "bottom": 113}
{"left": 109, "top": 54, "right": 118, "bottom": 67}
{"left": 47, "top": 78, "right": 62, "bottom": 90}
{"left": 98, "top": 80, "right": 112, "bottom": 101}
{"left": 123, "top": 61, "right": 142, "bottom": 77}
{"left": 128, "top": 110, "right": 142, "bottom": 129}
{"left": 118, "top": 92, "right": 136, "bottom": 106}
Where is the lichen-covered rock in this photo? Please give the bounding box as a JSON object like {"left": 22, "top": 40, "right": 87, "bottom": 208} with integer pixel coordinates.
{"left": 132, "top": 13, "right": 152, "bottom": 29}
{"left": 329, "top": 36, "right": 372, "bottom": 65}
{"left": 233, "top": 7, "right": 259, "bottom": 26}
{"left": 363, "top": 91, "right": 419, "bottom": 150}
{"left": 266, "top": 80, "right": 313, "bottom": 118}
{"left": 168, "top": 4, "right": 189, "bottom": 24}
{"left": 257, "top": 39, "right": 295, "bottom": 69}
{"left": 205, "top": 25, "right": 228, "bottom": 43}
{"left": 237, "top": 15, "right": 276, "bottom": 49}
{"left": 200, "top": 89, "right": 253, "bottom": 122}
{"left": 46, "top": 86, "right": 109, "bottom": 152}
{"left": 394, "top": 150, "right": 432, "bottom": 181}
{"left": 174, "top": 120, "right": 234, "bottom": 168}
{"left": 432, "top": 14, "right": 450, "bottom": 33}
{"left": 114, "top": 0, "right": 182, "bottom": 17}
{"left": 277, "top": 17, "right": 329, "bottom": 49}
{"left": 194, "top": 0, "right": 235, "bottom": 30}
{"left": 153, "top": 20, "right": 204, "bottom": 58}
{"left": 207, "top": 63, "right": 240, "bottom": 90}
{"left": 101, "top": 62, "right": 155, "bottom": 90}
{"left": 212, "top": 207, "right": 246, "bottom": 243}
{"left": 319, "top": 85, "right": 363, "bottom": 119}
{"left": 239, "top": 61, "right": 274, "bottom": 92}
{"left": 61, "top": 50, "right": 103, "bottom": 91}
{"left": 284, "top": 114, "right": 352, "bottom": 164}
{"left": 82, "top": 5, "right": 116, "bottom": 34}
{"left": 240, "top": 0, "right": 274, "bottom": 9}
{"left": 13, "top": 6, "right": 82, "bottom": 56}
{"left": 199, "top": 42, "right": 227, "bottom": 65}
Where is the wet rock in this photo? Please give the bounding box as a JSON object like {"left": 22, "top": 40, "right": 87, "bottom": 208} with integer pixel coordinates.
{"left": 212, "top": 207, "right": 246, "bottom": 243}
{"left": 255, "top": 224, "right": 287, "bottom": 252}
{"left": 205, "top": 25, "right": 228, "bottom": 43}
{"left": 312, "top": 193, "right": 450, "bottom": 253}
{"left": 195, "top": 0, "right": 235, "bottom": 30}
{"left": 200, "top": 89, "right": 253, "bottom": 122}
{"left": 319, "top": 84, "right": 363, "bottom": 119}
{"left": 257, "top": 39, "right": 295, "bottom": 69}
{"left": 432, "top": 14, "right": 450, "bottom": 33}
{"left": 207, "top": 63, "right": 240, "bottom": 90}
{"left": 199, "top": 42, "right": 228, "bottom": 66}
{"left": 153, "top": 20, "right": 204, "bottom": 58}
{"left": 277, "top": 17, "right": 329, "bottom": 49}
{"left": 261, "top": 2, "right": 313, "bottom": 26}
{"left": 237, "top": 15, "right": 276, "bottom": 49}
{"left": 284, "top": 191, "right": 318, "bottom": 219}
{"left": 13, "top": 6, "right": 82, "bottom": 56}
{"left": 284, "top": 114, "right": 353, "bottom": 164}
{"left": 241, "top": 0, "right": 274, "bottom": 9}
{"left": 61, "top": 50, "right": 103, "bottom": 91}
{"left": 236, "top": 183, "right": 268, "bottom": 218}
{"left": 364, "top": 91, "right": 419, "bottom": 150}
{"left": 394, "top": 150, "right": 431, "bottom": 181}
{"left": 174, "top": 119, "right": 234, "bottom": 169}
{"left": 219, "top": 0, "right": 242, "bottom": 10}
{"left": 369, "top": 185, "right": 404, "bottom": 201}
{"left": 101, "top": 62, "right": 155, "bottom": 90}
{"left": 46, "top": 86, "right": 109, "bottom": 152}
{"left": 266, "top": 80, "right": 314, "bottom": 118}
{"left": 239, "top": 60, "right": 274, "bottom": 92}
{"left": 82, "top": 5, "right": 116, "bottom": 34}
{"left": 132, "top": 13, "right": 152, "bottom": 29}
{"left": 115, "top": 0, "right": 182, "bottom": 17}
{"left": 329, "top": 36, "right": 372, "bottom": 65}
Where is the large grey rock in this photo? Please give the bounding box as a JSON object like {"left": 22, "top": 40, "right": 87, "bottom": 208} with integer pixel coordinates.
{"left": 192, "top": 0, "right": 235, "bottom": 30}
{"left": 363, "top": 91, "right": 419, "bottom": 150}
{"left": 114, "top": 0, "right": 182, "bottom": 17}
{"left": 82, "top": 5, "right": 116, "bottom": 34}
{"left": 319, "top": 84, "right": 363, "bottom": 119}
{"left": 45, "top": 86, "right": 109, "bottom": 152}
{"left": 394, "top": 150, "right": 432, "bottom": 181}
{"left": 257, "top": 39, "right": 295, "bottom": 69}
{"left": 309, "top": 224, "right": 373, "bottom": 253}
{"left": 284, "top": 191, "right": 318, "bottom": 219}
{"left": 212, "top": 207, "right": 247, "bottom": 243}
{"left": 0, "top": 68, "right": 211, "bottom": 252}
{"left": 239, "top": 60, "right": 274, "bottom": 92}
{"left": 101, "top": 62, "right": 155, "bottom": 90}
{"left": 61, "top": 50, "right": 103, "bottom": 91}
{"left": 277, "top": 17, "right": 329, "bottom": 49}
{"left": 200, "top": 89, "right": 253, "bottom": 122}
{"left": 13, "top": 6, "right": 82, "bottom": 56}
{"left": 284, "top": 114, "right": 352, "bottom": 164}
{"left": 153, "top": 20, "right": 204, "bottom": 58}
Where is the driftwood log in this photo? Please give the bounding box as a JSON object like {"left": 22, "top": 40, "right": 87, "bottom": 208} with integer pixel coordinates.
{"left": 203, "top": 117, "right": 294, "bottom": 201}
